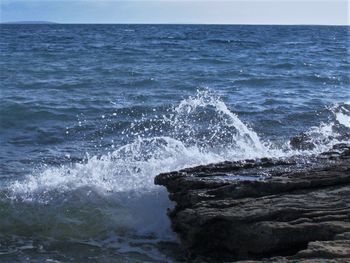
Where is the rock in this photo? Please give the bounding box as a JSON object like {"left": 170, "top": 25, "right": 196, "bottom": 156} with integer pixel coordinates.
{"left": 289, "top": 132, "right": 316, "bottom": 150}
{"left": 155, "top": 144, "right": 350, "bottom": 262}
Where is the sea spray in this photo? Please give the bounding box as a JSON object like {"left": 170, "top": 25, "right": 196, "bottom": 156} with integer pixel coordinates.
{"left": 6, "top": 90, "right": 350, "bottom": 198}
{"left": 333, "top": 102, "right": 350, "bottom": 128}
{"left": 296, "top": 102, "right": 350, "bottom": 153}
{"left": 2, "top": 90, "right": 350, "bottom": 261}
{"left": 2, "top": 90, "right": 273, "bottom": 261}
{"left": 7, "top": 90, "right": 271, "bottom": 198}
{"left": 172, "top": 90, "right": 266, "bottom": 154}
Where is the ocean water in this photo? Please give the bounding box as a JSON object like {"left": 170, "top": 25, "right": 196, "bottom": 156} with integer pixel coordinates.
{"left": 0, "top": 24, "right": 349, "bottom": 262}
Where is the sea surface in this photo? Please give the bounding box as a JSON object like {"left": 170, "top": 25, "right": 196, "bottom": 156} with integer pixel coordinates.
{"left": 0, "top": 24, "right": 349, "bottom": 262}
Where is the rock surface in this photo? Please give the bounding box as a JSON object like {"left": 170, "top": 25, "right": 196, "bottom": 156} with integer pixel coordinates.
{"left": 155, "top": 144, "right": 350, "bottom": 262}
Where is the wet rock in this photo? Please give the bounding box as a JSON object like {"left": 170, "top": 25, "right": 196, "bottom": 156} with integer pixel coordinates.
{"left": 289, "top": 132, "right": 316, "bottom": 150}
{"left": 155, "top": 144, "right": 350, "bottom": 262}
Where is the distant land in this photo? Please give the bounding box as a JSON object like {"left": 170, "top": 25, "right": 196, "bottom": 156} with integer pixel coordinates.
{"left": 1, "top": 21, "right": 58, "bottom": 24}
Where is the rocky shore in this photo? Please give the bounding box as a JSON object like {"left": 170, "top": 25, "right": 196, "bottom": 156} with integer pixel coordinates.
{"left": 155, "top": 144, "right": 350, "bottom": 262}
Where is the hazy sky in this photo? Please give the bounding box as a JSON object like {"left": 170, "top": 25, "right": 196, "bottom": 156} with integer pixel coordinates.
{"left": 1, "top": 0, "right": 349, "bottom": 25}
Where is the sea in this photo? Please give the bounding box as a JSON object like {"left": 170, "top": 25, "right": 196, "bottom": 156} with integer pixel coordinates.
{"left": 0, "top": 24, "right": 349, "bottom": 262}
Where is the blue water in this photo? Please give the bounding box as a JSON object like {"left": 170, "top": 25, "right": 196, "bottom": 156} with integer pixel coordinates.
{"left": 0, "top": 25, "right": 349, "bottom": 262}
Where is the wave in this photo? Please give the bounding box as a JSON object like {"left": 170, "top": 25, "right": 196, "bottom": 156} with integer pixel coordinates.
{"left": 5, "top": 91, "right": 271, "bottom": 198}
{"left": 5, "top": 90, "right": 350, "bottom": 202}
{"left": 1, "top": 90, "right": 349, "bottom": 260}
{"left": 0, "top": 102, "right": 70, "bottom": 128}
{"left": 334, "top": 102, "right": 350, "bottom": 128}
{"left": 207, "top": 39, "right": 259, "bottom": 46}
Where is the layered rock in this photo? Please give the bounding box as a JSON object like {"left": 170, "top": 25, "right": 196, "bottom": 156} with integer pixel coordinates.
{"left": 155, "top": 144, "right": 350, "bottom": 262}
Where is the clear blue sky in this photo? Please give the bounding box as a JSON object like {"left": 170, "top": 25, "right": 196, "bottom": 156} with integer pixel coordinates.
{"left": 1, "top": 0, "right": 349, "bottom": 25}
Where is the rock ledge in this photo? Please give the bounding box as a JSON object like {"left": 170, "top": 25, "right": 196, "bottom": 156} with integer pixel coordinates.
{"left": 155, "top": 144, "right": 350, "bottom": 262}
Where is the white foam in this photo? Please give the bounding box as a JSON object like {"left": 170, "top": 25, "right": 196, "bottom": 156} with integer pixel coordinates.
{"left": 10, "top": 91, "right": 350, "bottom": 198}
{"left": 8, "top": 92, "right": 350, "bottom": 199}
{"left": 174, "top": 90, "right": 266, "bottom": 153}
{"left": 8, "top": 136, "right": 224, "bottom": 197}
{"left": 334, "top": 104, "right": 350, "bottom": 128}
{"left": 336, "top": 112, "right": 350, "bottom": 128}
{"left": 8, "top": 90, "right": 274, "bottom": 199}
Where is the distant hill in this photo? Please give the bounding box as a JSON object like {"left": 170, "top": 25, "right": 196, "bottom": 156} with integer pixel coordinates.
{"left": 1, "top": 21, "right": 58, "bottom": 24}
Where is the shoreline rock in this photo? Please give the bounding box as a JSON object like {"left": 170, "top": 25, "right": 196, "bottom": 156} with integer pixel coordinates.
{"left": 155, "top": 144, "right": 350, "bottom": 262}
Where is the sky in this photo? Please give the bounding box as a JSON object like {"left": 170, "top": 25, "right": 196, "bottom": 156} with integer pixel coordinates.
{"left": 0, "top": 0, "right": 349, "bottom": 25}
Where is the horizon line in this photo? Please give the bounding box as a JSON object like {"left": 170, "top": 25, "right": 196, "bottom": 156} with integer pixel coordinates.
{"left": 2, "top": 21, "right": 349, "bottom": 26}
